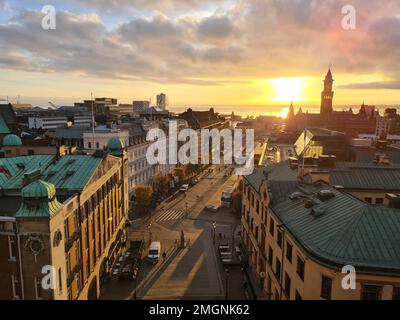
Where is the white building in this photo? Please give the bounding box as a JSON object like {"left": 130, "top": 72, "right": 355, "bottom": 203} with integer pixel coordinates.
{"left": 83, "top": 127, "right": 130, "bottom": 150}
{"left": 28, "top": 117, "right": 69, "bottom": 130}
{"left": 375, "top": 115, "right": 390, "bottom": 139}
{"left": 74, "top": 115, "right": 93, "bottom": 126}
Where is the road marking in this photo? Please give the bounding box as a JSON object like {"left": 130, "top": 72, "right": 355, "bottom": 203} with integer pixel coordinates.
{"left": 155, "top": 209, "right": 185, "bottom": 222}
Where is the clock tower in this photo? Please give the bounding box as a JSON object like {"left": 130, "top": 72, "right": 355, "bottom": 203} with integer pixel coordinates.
{"left": 320, "top": 68, "right": 334, "bottom": 116}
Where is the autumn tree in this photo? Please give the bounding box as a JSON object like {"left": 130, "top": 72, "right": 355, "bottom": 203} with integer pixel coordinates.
{"left": 135, "top": 184, "right": 153, "bottom": 215}
{"left": 153, "top": 174, "right": 169, "bottom": 196}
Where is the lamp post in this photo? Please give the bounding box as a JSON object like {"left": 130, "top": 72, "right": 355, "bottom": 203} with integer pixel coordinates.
{"left": 147, "top": 222, "right": 152, "bottom": 246}
{"left": 185, "top": 202, "right": 188, "bottom": 217}
{"left": 212, "top": 221, "right": 217, "bottom": 245}
{"left": 225, "top": 268, "right": 230, "bottom": 299}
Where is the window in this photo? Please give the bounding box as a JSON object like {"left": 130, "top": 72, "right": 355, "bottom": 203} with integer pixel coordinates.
{"left": 375, "top": 198, "right": 384, "bottom": 205}
{"left": 96, "top": 142, "right": 100, "bottom": 149}
{"left": 275, "top": 258, "right": 281, "bottom": 281}
{"left": 88, "top": 142, "right": 92, "bottom": 149}
{"left": 286, "top": 242, "right": 293, "bottom": 263}
{"left": 295, "top": 290, "right": 302, "bottom": 300}
{"left": 58, "top": 268, "right": 62, "bottom": 293}
{"left": 269, "top": 218, "right": 275, "bottom": 237}
{"left": 284, "top": 273, "right": 291, "bottom": 298}
{"left": 8, "top": 235, "right": 16, "bottom": 261}
{"left": 35, "top": 276, "right": 43, "bottom": 300}
{"left": 268, "top": 246, "right": 273, "bottom": 266}
{"left": 365, "top": 197, "right": 372, "bottom": 204}
{"left": 296, "top": 256, "right": 305, "bottom": 281}
{"left": 321, "top": 275, "right": 332, "bottom": 300}
{"left": 11, "top": 275, "right": 20, "bottom": 299}
{"left": 362, "top": 284, "right": 382, "bottom": 300}
{"left": 393, "top": 286, "right": 400, "bottom": 300}
{"left": 277, "top": 229, "right": 282, "bottom": 248}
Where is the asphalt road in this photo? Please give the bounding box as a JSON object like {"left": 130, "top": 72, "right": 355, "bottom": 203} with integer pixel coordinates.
{"left": 100, "top": 166, "right": 246, "bottom": 300}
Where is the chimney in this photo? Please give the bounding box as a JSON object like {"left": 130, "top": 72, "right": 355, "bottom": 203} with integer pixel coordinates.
{"left": 386, "top": 193, "right": 400, "bottom": 208}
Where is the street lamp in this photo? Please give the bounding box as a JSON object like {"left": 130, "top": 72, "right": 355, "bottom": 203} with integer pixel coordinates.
{"left": 212, "top": 221, "right": 217, "bottom": 245}
{"left": 147, "top": 222, "right": 152, "bottom": 245}
{"left": 225, "top": 268, "right": 230, "bottom": 299}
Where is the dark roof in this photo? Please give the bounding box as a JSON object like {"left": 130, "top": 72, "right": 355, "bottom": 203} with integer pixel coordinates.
{"left": 330, "top": 164, "right": 400, "bottom": 191}
{"left": 351, "top": 147, "right": 400, "bottom": 164}
{"left": 271, "top": 181, "right": 400, "bottom": 274}
{"left": 180, "top": 108, "right": 225, "bottom": 129}
{"left": 0, "top": 104, "right": 17, "bottom": 128}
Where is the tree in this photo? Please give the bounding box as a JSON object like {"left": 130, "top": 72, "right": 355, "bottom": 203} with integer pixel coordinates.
{"left": 135, "top": 184, "right": 153, "bottom": 215}
{"left": 153, "top": 174, "right": 169, "bottom": 196}
{"left": 174, "top": 167, "right": 186, "bottom": 184}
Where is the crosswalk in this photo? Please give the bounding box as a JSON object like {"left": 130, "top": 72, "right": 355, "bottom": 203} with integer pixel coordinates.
{"left": 155, "top": 208, "right": 186, "bottom": 222}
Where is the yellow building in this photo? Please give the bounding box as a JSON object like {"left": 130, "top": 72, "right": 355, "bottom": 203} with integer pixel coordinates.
{"left": 241, "top": 162, "right": 400, "bottom": 300}
{"left": 0, "top": 137, "right": 129, "bottom": 300}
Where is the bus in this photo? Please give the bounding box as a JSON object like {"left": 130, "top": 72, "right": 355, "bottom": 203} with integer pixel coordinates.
{"left": 221, "top": 187, "right": 235, "bottom": 208}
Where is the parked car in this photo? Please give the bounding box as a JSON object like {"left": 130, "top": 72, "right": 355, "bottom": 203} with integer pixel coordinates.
{"left": 179, "top": 184, "right": 189, "bottom": 192}
{"left": 147, "top": 241, "right": 161, "bottom": 264}
{"left": 204, "top": 205, "right": 220, "bottom": 213}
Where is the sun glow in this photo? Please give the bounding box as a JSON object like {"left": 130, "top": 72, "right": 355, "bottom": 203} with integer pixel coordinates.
{"left": 271, "top": 77, "right": 305, "bottom": 103}
{"left": 280, "top": 107, "right": 289, "bottom": 119}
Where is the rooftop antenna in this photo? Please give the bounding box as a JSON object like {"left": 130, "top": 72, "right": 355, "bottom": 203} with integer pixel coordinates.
{"left": 91, "top": 92, "right": 95, "bottom": 151}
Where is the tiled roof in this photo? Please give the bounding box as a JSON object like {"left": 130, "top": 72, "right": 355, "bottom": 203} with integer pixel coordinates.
{"left": 271, "top": 181, "right": 400, "bottom": 273}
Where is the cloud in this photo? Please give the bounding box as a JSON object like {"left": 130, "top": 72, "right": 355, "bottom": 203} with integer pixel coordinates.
{"left": 338, "top": 81, "right": 400, "bottom": 90}
{"left": 1, "top": 0, "right": 400, "bottom": 88}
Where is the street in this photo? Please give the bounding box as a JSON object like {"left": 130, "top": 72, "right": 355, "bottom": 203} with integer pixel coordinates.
{"left": 100, "top": 166, "right": 247, "bottom": 300}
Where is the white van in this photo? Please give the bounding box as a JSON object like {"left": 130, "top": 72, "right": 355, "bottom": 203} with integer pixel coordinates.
{"left": 147, "top": 241, "right": 161, "bottom": 264}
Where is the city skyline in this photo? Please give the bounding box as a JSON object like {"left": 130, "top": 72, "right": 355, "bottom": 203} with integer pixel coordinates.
{"left": 1, "top": 0, "right": 400, "bottom": 110}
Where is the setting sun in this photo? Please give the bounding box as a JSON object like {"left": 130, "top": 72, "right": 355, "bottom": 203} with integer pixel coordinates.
{"left": 271, "top": 78, "right": 305, "bottom": 103}
{"left": 279, "top": 107, "right": 290, "bottom": 118}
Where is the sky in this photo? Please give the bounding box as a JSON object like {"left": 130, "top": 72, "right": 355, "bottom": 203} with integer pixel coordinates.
{"left": 0, "top": 0, "right": 400, "bottom": 114}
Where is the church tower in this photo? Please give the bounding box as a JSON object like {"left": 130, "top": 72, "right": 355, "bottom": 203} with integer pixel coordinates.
{"left": 320, "top": 68, "right": 334, "bottom": 116}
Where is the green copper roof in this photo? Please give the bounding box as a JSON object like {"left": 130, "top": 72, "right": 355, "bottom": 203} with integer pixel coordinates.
{"left": 107, "top": 137, "right": 124, "bottom": 156}
{"left": 0, "top": 155, "right": 102, "bottom": 192}
{"left": 271, "top": 180, "right": 400, "bottom": 274}
{"left": 3, "top": 134, "right": 22, "bottom": 146}
{"left": 21, "top": 180, "right": 56, "bottom": 199}
{"left": 16, "top": 180, "right": 63, "bottom": 218}
{"left": 330, "top": 166, "right": 400, "bottom": 191}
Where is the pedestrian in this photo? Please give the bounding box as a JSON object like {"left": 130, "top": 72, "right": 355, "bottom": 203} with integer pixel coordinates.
{"left": 162, "top": 252, "right": 166, "bottom": 262}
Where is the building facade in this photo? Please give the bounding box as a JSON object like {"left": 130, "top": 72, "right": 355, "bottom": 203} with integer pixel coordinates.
{"left": 0, "top": 142, "right": 129, "bottom": 300}
{"left": 241, "top": 163, "right": 400, "bottom": 300}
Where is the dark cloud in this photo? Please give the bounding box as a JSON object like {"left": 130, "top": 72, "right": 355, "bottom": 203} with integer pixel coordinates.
{"left": 197, "top": 16, "right": 236, "bottom": 39}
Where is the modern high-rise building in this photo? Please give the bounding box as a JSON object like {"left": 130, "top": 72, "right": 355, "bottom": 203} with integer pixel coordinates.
{"left": 156, "top": 93, "right": 167, "bottom": 111}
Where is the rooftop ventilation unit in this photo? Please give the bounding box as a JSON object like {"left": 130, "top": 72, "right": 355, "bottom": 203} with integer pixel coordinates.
{"left": 289, "top": 192, "right": 305, "bottom": 200}
{"left": 304, "top": 199, "right": 315, "bottom": 209}
{"left": 66, "top": 171, "right": 75, "bottom": 177}
{"left": 47, "top": 170, "right": 56, "bottom": 177}
{"left": 311, "top": 208, "right": 326, "bottom": 218}
{"left": 16, "top": 163, "right": 26, "bottom": 170}
{"left": 317, "top": 190, "right": 335, "bottom": 202}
